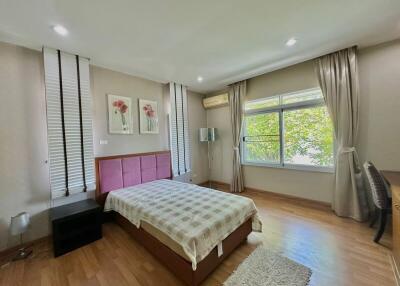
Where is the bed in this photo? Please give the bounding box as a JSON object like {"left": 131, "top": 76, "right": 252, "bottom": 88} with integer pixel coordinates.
{"left": 95, "top": 151, "right": 262, "bottom": 286}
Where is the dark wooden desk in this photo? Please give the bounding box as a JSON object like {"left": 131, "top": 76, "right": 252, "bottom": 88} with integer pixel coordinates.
{"left": 382, "top": 171, "right": 400, "bottom": 283}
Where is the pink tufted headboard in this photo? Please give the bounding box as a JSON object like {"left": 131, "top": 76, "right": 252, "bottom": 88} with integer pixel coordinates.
{"left": 95, "top": 151, "right": 171, "bottom": 205}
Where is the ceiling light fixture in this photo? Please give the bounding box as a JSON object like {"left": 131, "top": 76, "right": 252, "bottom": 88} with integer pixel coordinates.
{"left": 286, "top": 38, "right": 297, "bottom": 47}
{"left": 53, "top": 25, "right": 68, "bottom": 36}
{"left": 197, "top": 76, "right": 203, "bottom": 83}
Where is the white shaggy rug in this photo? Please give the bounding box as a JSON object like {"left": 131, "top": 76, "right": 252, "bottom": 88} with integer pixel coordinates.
{"left": 224, "top": 247, "right": 312, "bottom": 286}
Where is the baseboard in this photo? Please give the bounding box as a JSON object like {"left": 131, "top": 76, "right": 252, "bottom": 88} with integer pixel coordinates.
{"left": 210, "top": 180, "right": 230, "bottom": 187}
{"left": 0, "top": 235, "right": 50, "bottom": 263}
{"left": 390, "top": 253, "right": 400, "bottom": 286}
{"left": 245, "top": 186, "right": 331, "bottom": 210}
{"left": 200, "top": 180, "right": 331, "bottom": 211}
{"left": 198, "top": 180, "right": 211, "bottom": 187}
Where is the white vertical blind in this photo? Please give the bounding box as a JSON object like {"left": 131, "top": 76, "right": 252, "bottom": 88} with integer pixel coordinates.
{"left": 61, "top": 52, "right": 84, "bottom": 194}
{"left": 43, "top": 48, "right": 95, "bottom": 198}
{"left": 44, "top": 48, "right": 66, "bottom": 198}
{"left": 78, "top": 57, "right": 96, "bottom": 191}
{"left": 169, "top": 82, "right": 191, "bottom": 177}
{"left": 175, "top": 84, "right": 185, "bottom": 173}
{"left": 169, "top": 83, "right": 179, "bottom": 176}
{"left": 182, "top": 86, "right": 191, "bottom": 171}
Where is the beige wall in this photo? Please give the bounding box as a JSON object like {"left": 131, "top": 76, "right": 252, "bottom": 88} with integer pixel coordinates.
{"left": 91, "top": 66, "right": 168, "bottom": 156}
{"left": 246, "top": 60, "right": 319, "bottom": 101}
{"left": 187, "top": 91, "right": 209, "bottom": 184}
{"left": 207, "top": 40, "right": 400, "bottom": 203}
{"left": 0, "top": 42, "right": 50, "bottom": 250}
{"left": 207, "top": 105, "right": 233, "bottom": 183}
{"left": 245, "top": 60, "right": 335, "bottom": 202}
{"left": 0, "top": 42, "right": 207, "bottom": 250}
{"left": 1, "top": 37, "right": 398, "bottom": 249}
{"left": 207, "top": 61, "right": 335, "bottom": 202}
{"left": 358, "top": 39, "right": 400, "bottom": 170}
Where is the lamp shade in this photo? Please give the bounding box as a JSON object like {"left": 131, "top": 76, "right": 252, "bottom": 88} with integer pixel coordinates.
{"left": 10, "top": 212, "right": 30, "bottom": 236}
{"left": 199, "top": 128, "right": 217, "bottom": 142}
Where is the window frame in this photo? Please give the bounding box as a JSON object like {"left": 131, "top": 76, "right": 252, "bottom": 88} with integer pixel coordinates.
{"left": 241, "top": 88, "right": 334, "bottom": 173}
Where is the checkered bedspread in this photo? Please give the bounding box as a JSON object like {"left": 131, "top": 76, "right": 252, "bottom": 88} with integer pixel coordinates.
{"left": 104, "top": 179, "right": 262, "bottom": 270}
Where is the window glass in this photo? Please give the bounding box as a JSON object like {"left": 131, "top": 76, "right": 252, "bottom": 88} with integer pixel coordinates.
{"left": 281, "top": 89, "right": 323, "bottom": 105}
{"left": 242, "top": 88, "right": 334, "bottom": 170}
{"left": 283, "top": 106, "right": 334, "bottom": 167}
{"left": 244, "top": 96, "right": 280, "bottom": 111}
{"left": 243, "top": 112, "right": 280, "bottom": 164}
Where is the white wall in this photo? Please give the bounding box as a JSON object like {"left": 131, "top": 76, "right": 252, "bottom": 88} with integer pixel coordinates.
{"left": 1, "top": 37, "right": 399, "bottom": 249}
{"left": 187, "top": 91, "right": 209, "bottom": 184}
{"left": 207, "top": 40, "right": 400, "bottom": 203}
{"left": 358, "top": 39, "right": 400, "bottom": 170}
{"left": 0, "top": 42, "right": 207, "bottom": 250}
{"left": 207, "top": 61, "right": 335, "bottom": 202}
{"left": 207, "top": 105, "right": 233, "bottom": 183}
{"left": 91, "top": 66, "right": 168, "bottom": 156}
{"left": 52, "top": 66, "right": 171, "bottom": 207}
{"left": 0, "top": 42, "right": 50, "bottom": 250}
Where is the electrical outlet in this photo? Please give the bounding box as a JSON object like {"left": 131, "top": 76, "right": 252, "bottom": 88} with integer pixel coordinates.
{"left": 100, "top": 140, "right": 108, "bottom": 145}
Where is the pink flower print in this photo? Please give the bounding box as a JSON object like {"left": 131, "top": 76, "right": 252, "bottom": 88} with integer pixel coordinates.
{"left": 113, "top": 99, "right": 128, "bottom": 131}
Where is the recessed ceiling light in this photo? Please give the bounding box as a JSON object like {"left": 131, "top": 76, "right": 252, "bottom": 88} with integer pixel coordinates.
{"left": 286, "top": 38, "right": 297, "bottom": 47}
{"left": 53, "top": 25, "right": 68, "bottom": 36}
{"left": 197, "top": 76, "right": 203, "bottom": 83}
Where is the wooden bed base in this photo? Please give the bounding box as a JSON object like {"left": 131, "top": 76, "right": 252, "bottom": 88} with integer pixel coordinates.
{"left": 112, "top": 212, "right": 252, "bottom": 286}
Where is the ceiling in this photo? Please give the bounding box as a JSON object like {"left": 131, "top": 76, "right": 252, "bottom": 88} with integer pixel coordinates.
{"left": 0, "top": 0, "right": 399, "bottom": 93}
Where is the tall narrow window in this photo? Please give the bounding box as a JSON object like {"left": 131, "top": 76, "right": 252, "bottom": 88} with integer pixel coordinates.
{"left": 169, "top": 82, "right": 191, "bottom": 177}
{"left": 43, "top": 48, "right": 95, "bottom": 198}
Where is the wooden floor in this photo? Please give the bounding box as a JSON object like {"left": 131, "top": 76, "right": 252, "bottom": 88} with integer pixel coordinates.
{"left": 0, "top": 188, "right": 396, "bottom": 286}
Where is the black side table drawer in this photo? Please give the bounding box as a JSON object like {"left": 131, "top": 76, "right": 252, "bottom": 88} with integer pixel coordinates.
{"left": 50, "top": 199, "right": 102, "bottom": 257}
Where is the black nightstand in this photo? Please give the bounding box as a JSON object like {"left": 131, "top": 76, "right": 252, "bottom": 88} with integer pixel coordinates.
{"left": 50, "top": 199, "right": 102, "bottom": 257}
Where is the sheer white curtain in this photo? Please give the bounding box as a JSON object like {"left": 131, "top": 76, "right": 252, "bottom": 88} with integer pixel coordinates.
{"left": 229, "top": 81, "right": 246, "bottom": 193}
{"left": 316, "top": 47, "right": 368, "bottom": 221}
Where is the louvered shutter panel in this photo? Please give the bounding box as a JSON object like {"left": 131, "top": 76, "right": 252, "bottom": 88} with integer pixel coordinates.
{"left": 169, "top": 83, "right": 179, "bottom": 176}
{"left": 169, "top": 82, "right": 191, "bottom": 177}
{"left": 78, "top": 57, "right": 96, "bottom": 191}
{"left": 43, "top": 48, "right": 95, "bottom": 198}
{"left": 44, "top": 49, "right": 66, "bottom": 198}
{"left": 182, "top": 86, "right": 191, "bottom": 172}
{"left": 61, "top": 52, "right": 84, "bottom": 194}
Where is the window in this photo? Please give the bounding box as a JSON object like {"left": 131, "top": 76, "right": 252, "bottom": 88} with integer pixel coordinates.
{"left": 242, "top": 88, "right": 334, "bottom": 171}
{"left": 169, "top": 82, "right": 191, "bottom": 177}
{"left": 242, "top": 112, "right": 280, "bottom": 164}
{"left": 44, "top": 48, "right": 95, "bottom": 199}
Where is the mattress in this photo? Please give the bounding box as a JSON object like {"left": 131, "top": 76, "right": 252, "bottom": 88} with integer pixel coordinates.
{"left": 104, "top": 179, "right": 262, "bottom": 270}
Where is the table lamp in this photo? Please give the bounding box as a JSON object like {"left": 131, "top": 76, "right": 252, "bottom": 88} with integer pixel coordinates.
{"left": 10, "top": 212, "right": 32, "bottom": 260}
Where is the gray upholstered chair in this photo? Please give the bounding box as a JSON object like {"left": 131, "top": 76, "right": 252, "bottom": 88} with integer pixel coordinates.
{"left": 363, "top": 161, "right": 391, "bottom": 243}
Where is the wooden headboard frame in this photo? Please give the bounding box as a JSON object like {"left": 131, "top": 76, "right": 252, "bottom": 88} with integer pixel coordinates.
{"left": 95, "top": 150, "right": 172, "bottom": 206}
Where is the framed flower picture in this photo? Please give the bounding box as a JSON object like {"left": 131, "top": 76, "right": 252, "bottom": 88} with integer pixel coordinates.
{"left": 107, "top": 94, "right": 133, "bottom": 134}
{"left": 139, "top": 99, "right": 159, "bottom": 134}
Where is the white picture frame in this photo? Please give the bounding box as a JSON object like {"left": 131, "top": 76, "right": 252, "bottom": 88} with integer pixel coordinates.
{"left": 107, "top": 94, "right": 133, "bottom": 134}
{"left": 139, "top": 99, "right": 159, "bottom": 134}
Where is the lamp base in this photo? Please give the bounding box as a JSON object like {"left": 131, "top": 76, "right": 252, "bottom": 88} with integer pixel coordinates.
{"left": 12, "top": 248, "right": 32, "bottom": 261}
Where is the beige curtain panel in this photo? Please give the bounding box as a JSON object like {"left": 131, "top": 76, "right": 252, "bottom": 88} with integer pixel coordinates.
{"left": 229, "top": 81, "right": 246, "bottom": 193}
{"left": 316, "top": 46, "right": 368, "bottom": 221}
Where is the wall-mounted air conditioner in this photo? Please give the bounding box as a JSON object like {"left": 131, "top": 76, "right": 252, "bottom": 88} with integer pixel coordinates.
{"left": 203, "top": 93, "right": 229, "bottom": 109}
